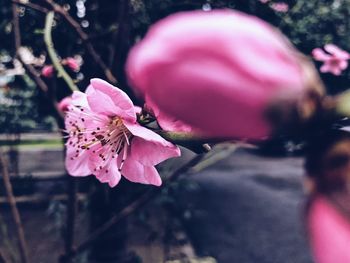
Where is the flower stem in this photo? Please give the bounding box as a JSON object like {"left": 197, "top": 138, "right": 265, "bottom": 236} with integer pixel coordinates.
{"left": 44, "top": 11, "right": 79, "bottom": 92}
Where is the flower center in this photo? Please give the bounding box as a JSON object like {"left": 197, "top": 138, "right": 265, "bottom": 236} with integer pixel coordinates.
{"left": 66, "top": 106, "right": 132, "bottom": 173}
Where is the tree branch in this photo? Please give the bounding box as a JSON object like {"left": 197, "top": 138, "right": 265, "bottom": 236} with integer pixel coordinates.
{"left": 0, "top": 148, "right": 29, "bottom": 263}
{"left": 44, "top": 11, "right": 79, "bottom": 92}
{"left": 60, "top": 154, "right": 205, "bottom": 260}
{"left": 44, "top": 0, "right": 118, "bottom": 84}
{"left": 12, "top": 0, "right": 49, "bottom": 13}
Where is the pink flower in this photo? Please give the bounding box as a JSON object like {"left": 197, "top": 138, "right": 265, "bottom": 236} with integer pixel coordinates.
{"left": 42, "top": 65, "right": 54, "bottom": 78}
{"left": 63, "top": 57, "right": 80, "bottom": 72}
{"left": 259, "top": 0, "right": 269, "bottom": 3}
{"left": 312, "top": 44, "right": 350, "bottom": 75}
{"left": 270, "top": 2, "right": 289, "bottom": 12}
{"left": 307, "top": 196, "right": 350, "bottom": 263}
{"left": 65, "top": 78, "right": 180, "bottom": 187}
{"left": 58, "top": 96, "right": 72, "bottom": 112}
{"left": 126, "top": 10, "right": 307, "bottom": 140}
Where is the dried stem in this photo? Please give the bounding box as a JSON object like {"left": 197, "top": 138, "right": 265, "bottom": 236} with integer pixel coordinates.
{"left": 44, "top": 11, "right": 79, "bottom": 92}
{"left": 0, "top": 148, "right": 29, "bottom": 263}
{"left": 12, "top": 0, "right": 49, "bottom": 13}
{"left": 60, "top": 154, "right": 205, "bottom": 260}
{"left": 44, "top": 0, "right": 118, "bottom": 84}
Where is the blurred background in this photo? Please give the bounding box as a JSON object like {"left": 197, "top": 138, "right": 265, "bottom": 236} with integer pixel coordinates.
{"left": 1, "top": 1, "right": 350, "bottom": 263}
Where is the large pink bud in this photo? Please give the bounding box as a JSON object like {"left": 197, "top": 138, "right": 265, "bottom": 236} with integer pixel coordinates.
{"left": 126, "top": 10, "right": 322, "bottom": 140}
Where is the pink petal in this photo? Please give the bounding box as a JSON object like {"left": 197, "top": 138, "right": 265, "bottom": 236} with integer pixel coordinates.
{"left": 65, "top": 141, "right": 92, "bottom": 176}
{"left": 71, "top": 91, "right": 89, "bottom": 108}
{"left": 320, "top": 63, "right": 331, "bottom": 73}
{"left": 312, "top": 48, "right": 330, "bottom": 61}
{"left": 93, "top": 159, "right": 121, "bottom": 187}
{"left": 324, "top": 44, "right": 350, "bottom": 60}
{"left": 58, "top": 96, "right": 72, "bottom": 112}
{"left": 339, "top": 60, "right": 348, "bottom": 70}
{"left": 124, "top": 122, "right": 180, "bottom": 166}
{"left": 121, "top": 157, "right": 162, "bottom": 186}
{"left": 130, "top": 136, "right": 181, "bottom": 166}
{"left": 146, "top": 98, "right": 196, "bottom": 133}
{"left": 86, "top": 78, "right": 136, "bottom": 121}
{"left": 124, "top": 121, "right": 176, "bottom": 146}
{"left": 307, "top": 196, "right": 350, "bottom": 263}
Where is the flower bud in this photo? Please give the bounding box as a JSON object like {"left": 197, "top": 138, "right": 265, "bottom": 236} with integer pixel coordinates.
{"left": 126, "top": 10, "right": 324, "bottom": 140}
{"left": 42, "top": 65, "right": 54, "bottom": 78}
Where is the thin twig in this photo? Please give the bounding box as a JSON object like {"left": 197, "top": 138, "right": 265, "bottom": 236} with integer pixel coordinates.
{"left": 11, "top": 2, "right": 64, "bottom": 122}
{"left": 44, "top": 0, "right": 118, "bottom": 84}
{"left": 60, "top": 154, "right": 205, "bottom": 260}
{"left": 44, "top": 11, "right": 79, "bottom": 92}
{"left": 12, "top": 0, "right": 49, "bottom": 13}
{"left": 0, "top": 148, "right": 29, "bottom": 263}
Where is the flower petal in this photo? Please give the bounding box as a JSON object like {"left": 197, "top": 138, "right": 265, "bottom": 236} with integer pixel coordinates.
{"left": 130, "top": 136, "right": 180, "bottom": 166}
{"left": 124, "top": 122, "right": 181, "bottom": 166}
{"left": 65, "top": 141, "right": 92, "bottom": 176}
{"left": 308, "top": 196, "right": 350, "bottom": 263}
{"left": 312, "top": 48, "right": 330, "bottom": 61}
{"left": 86, "top": 78, "right": 136, "bottom": 121}
{"left": 325, "top": 44, "right": 350, "bottom": 60}
{"left": 121, "top": 157, "right": 162, "bottom": 186}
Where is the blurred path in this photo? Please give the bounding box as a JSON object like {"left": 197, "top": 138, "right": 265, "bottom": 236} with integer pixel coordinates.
{"left": 176, "top": 149, "right": 313, "bottom": 263}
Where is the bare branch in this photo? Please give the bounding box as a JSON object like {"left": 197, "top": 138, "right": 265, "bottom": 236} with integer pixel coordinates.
{"left": 44, "top": 0, "right": 118, "bottom": 84}
{"left": 60, "top": 154, "right": 205, "bottom": 260}
{"left": 0, "top": 148, "right": 30, "bottom": 263}
{"left": 12, "top": 0, "right": 49, "bottom": 13}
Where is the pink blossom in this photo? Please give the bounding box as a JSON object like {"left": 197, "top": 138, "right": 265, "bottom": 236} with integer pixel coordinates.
{"left": 58, "top": 96, "right": 72, "bottom": 112}
{"left": 42, "top": 65, "right": 54, "bottom": 78}
{"left": 126, "top": 10, "right": 307, "bottom": 140}
{"left": 312, "top": 44, "right": 350, "bottom": 75}
{"left": 63, "top": 57, "right": 80, "bottom": 72}
{"left": 259, "top": 0, "right": 269, "bottom": 3}
{"left": 270, "top": 2, "right": 289, "bottom": 12}
{"left": 65, "top": 78, "right": 180, "bottom": 187}
{"left": 307, "top": 196, "right": 350, "bottom": 263}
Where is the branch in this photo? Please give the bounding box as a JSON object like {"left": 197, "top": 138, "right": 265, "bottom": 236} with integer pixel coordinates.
{"left": 60, "top": 154, "right": 205, "bottom": 260}
{"left": 0, "top": 148, "right": 29, "bottom": 263}
{"left": 11, "top": 2, "right": 64, "bottom": 123}
{"left": 12, "top": 0, "right": 49, "bottom": 13}
{"left": 44, "top": 0, "right": 118, "bottom": 84}
{"left": 44, "top": 11, "right": 79, "bottom": 92}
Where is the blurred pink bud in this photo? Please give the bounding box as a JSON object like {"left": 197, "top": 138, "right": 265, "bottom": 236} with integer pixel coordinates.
{"left": 63, "top": 57, "right": 80, "bottom": 72}
{"left": 58, "top": 96, "right": 72, "bottom": 112}
{"left": 312, "top": 44, "right": 350, "bottom": 76}
{"left": 307, "top": 197, "right": 350, "bottom": 263}
{"left": 126, "top": 10, "right": 312, "bottom": 140}
{"left": 259, "top": 0, "right": 270, "bottom": 3}
{"left": 41, "top": 65, "right": 54, "bottom": 78}
{"left": 270, "top": 2, "right": 289, "bottom": 12}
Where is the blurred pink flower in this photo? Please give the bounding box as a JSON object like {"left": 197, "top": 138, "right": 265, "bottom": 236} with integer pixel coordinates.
{"left": 63, "top": 57, "right": 80, "bottom": 72}
{"left": 126, "top": 10, "right": 307, "bottom": 140}
{"left": 58, "top": 96, "right": 72, "bottom": 112}
{"left": 312, "top": 44, "right": 350, "bottom": 75}
{"left": 65, "top": 78, "right": 180, "bottom": 187}
{"left": 270, "top": 2, "right": 289, "bottom": 12}
{"left": 307, "top": 196, "right": 350, "bottom": 263}
{"left": 259, "top": 0, "right": 270, "bottom": 3}
{"left": 41, "top": 65, "right": 54, "bottom": 78}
